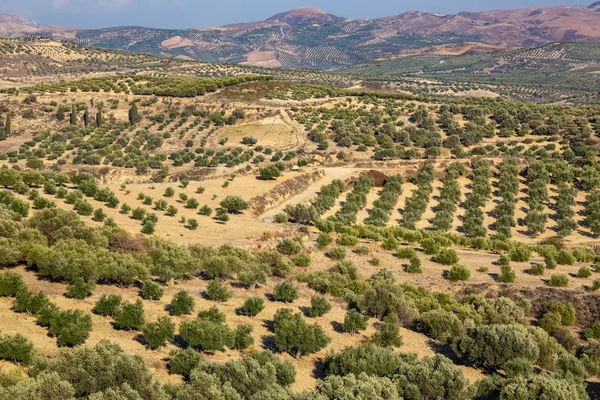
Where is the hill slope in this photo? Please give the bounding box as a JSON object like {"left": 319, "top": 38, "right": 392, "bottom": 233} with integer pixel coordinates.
{"left": 342, "top": 42, "right": 600, "bottom": 103}
{"left": 2, "top": 4, "right": 600, "bottom": 68}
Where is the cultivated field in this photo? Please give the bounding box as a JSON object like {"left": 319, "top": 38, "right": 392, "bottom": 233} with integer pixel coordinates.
{"left": 0, "top": 38, "right": 600, "bottom": 400}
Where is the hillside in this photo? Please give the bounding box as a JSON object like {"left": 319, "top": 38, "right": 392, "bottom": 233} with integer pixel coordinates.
{"left": 0, "top": 38, "right": 354, "bottom": 89}
{"left": 342, "top": 42, "right": 600, "bottom": 104}
{"left": 1, "top": 14, "right": 600, "bottom": 398}
{"left": 2, "top": 4, "right": 600, "bottom": 69}
{"left": 0, "top": 60, "right": 600, "bottom": 398}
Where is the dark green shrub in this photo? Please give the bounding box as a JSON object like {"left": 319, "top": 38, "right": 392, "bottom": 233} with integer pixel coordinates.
{"left": 238, "top": 297, "right": 265, "bottom": 317}
{"left": 447, "top": 264, "right": 471, "bottom": 282}
{"left": 48, "top": 309, "right": 93, "bottom": 347}
{"left": 577, "top": 267, "right": 592, "bottom": 279}
{"left": 435, "top": 249, "right": 459, "bottom": 265}
{"left": 143, "top": 316, "right": 175, "bottom": 350}
{"left": 170, "top": 290, "right": 195, "bottom": 316}
{"left": 0, "top": 333, "right": 35, "bottom": 364}
{"left": 548, "top": 274, "right": 569, "bottom": 287}
{"left": 309, "top": 295, "right": 331, "bottom": 317}
{"left": 219, "top": 196, "right": 248, "bottom": 213}
{"left": 584, "top": 321, "right": 600, "bottom": 340}
{"left": 556, "top": 250, "right": 576, "bottom": 265}
{"left": 396, "top": 247, "right": 417, "bottom": 259}
{"left": 277, "top": 238, "right": 302, "bottom": 255}
{"left": 421, "top": 309, "right": 464, "bottom": 342}
{"left": 328, "top": 246, "right": 346, "bottom": 260}
{"left": 167, "top": 348, "right": 204, "bottom": 378}
{"left": 326, "top": 344, "right": 472, "bottom": 399}
{"left": 509, "top": 246, "right": 532, "bottom": 262}
{"left": 273, "top": 282, "right": 299, "bottom": 303}
{"left": 273, "top": 308, "right": 330, "bottom": 358}
{"left": 420, "top": 238, "right": 440, "bottom": 255}
{"left": 0, "top": 272, "right": 26, "bottom": 297}
{"left": 342, "top": 309, "right": 368, "bottom": 334}
{"left": 497, "top": 256, "right": 511, "bottom": 266}
{"left": 529, "top": 263, "right": 546, "bottom": 276}
{"left": 543, "top": 303, "right": 576, "bottom": 326}
{"left": 179, "top": 318, "right": 233, "bottom": 353}
{"left": 274, "top": 213, "right": 288, "bottom": 223}
{"left": 66, "top": 280, "right": 95, "bottom": 299}
{"left": 94, "top": 294, "right": 122, "bottom": 317}
{"left": 337, "top": 234, "right": 358, "bottom": 247}
{"left": 197, "top": 306, "right": 227, "bottom": 324}
{"left": 572, "top": 247, "right": 596, "bottom": 263}
{"left": 381, "top": 237, "right": 398, "bottom": 251}
{"left": 406, "top": 256, "right": 422, "bottom": 273}
{"left": 114, "top": 300, "right": 145, "bottom": 331}
{"left": 140, "top": 280, "right": 163, "bottom": 300}
{"left": 232, "top": 324, "right": 254, "bottom": 350}
{"left": 372, "top": 314, "right": 403, "bottom": 347}
{"left": 497, "top": 265, "right": 516, "bottom": 283}
{"left": 141, "top": 220, "right": 155, "bottom": 234}
{"left": 452, "top": 324, "right": 539, "bottom": 369}
{"left": 294, "top": 253, "right": 312, "bottom": 267}
{"left": 316, "top": 233, "right": 333, "bottom": 249}
{"left": 205, "top": 280, "right": 232, "bottom": 302}
{"left": 545, "top": 255, "right": 557, "bottom": 270}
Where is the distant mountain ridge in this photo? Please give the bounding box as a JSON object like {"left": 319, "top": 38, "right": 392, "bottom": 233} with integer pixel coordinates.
{"left": 2, "top": 4, "right": 600, "bottom": 69}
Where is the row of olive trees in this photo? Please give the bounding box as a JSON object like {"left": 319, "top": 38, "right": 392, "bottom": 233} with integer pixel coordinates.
{"left": 364, "top": 174, "right": 403, "bottom": 227}
{"left": 430, "top": 162, "right": 464, "bottom": 232}
{"left": 401, "top": 163, "right": 435, "bottom": 229}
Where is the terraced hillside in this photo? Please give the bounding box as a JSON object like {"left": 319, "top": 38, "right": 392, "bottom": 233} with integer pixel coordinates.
{"left": 0, "top": 38, "right": 355, "bottom": 89}
{"left": 4, "top": 3, "right": 600, "bottom": 69}
{"left": 341, "top": 42, "right": 600, "bottom": 104}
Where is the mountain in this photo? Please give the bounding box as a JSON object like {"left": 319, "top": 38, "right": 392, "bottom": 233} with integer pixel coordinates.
{"left": 267, "top": 7, "right": 346, "bottom": 24}
{"left": 2, "top": 4, "right": 600, "bottom": 69}
{"left": 0, "top": 13, "right": 38, "bottom": 27}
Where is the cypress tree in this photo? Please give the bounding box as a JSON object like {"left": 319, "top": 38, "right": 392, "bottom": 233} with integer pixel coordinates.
{"left": 96, "top": 105, "right": 103, "bottom": 127}
{"left": 83, "top": 107, "right": 89, "bottom": 127}
{"left": 70, "top": 105, "right": 77, "bottom": 126}
{"left": 5, "top": 115, "right": 10, "bottom": 137}
{"left": 129, "top": 103, "right": 140, "bottom": 126}
{"left": 56, "top": 106, "right": 65, "bottom": 121}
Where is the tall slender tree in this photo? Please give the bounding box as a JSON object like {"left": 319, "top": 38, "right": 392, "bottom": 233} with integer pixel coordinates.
{"left": 96, "top": 104, "right": 103, "bottom": 127}
{"left": 129, "top": 102, "right": 140, "bottom": 126}
{"left": 70, "top": 105, "right": 77, "bottom": 125}
{"left": 5, "top": 115, "right": 10, "bottom": 137}
{"left": 83, "top": 107, "right": 90, "bottom": 127}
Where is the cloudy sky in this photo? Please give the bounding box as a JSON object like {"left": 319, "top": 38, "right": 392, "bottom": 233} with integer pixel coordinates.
{"left": 0, "top": 0, "right": 588, "bottom": 29}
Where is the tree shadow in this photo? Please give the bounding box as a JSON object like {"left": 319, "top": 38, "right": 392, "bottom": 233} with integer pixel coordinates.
{"left": 134, "top": 334, "right": 147, "bottom": 347}
{"left": 173, "top": 335, "right": 188, "bottom": 349}
{"left": 330, "top": 321, "right": 344, "bottom": 333}
{"left": 313, "top": 360, "right": 327, "bottom": 381}
{"left": 587, "top": 380, "right": 600, "bottom": 399}
{"left": 261, "top": 335, "right": 278, "bottom": 352}
{"left": 299, "top": 306, "right": 312, "bottom": 318}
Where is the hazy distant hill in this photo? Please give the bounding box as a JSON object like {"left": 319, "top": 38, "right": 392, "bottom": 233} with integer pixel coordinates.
{"left": 3, "top": 4, "right": 600, "bottom": 69}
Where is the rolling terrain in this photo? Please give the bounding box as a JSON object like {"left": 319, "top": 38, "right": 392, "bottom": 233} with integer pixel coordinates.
{"left": 2, "top": 4, "right": 600, "bottom": 68}
{"left": 0, "top": 28, "right": 599, "bottom": 399}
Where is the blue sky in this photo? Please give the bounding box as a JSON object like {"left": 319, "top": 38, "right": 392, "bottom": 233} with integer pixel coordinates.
{"left": 0, "top": 0, "right": 588, "bottom": 29}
